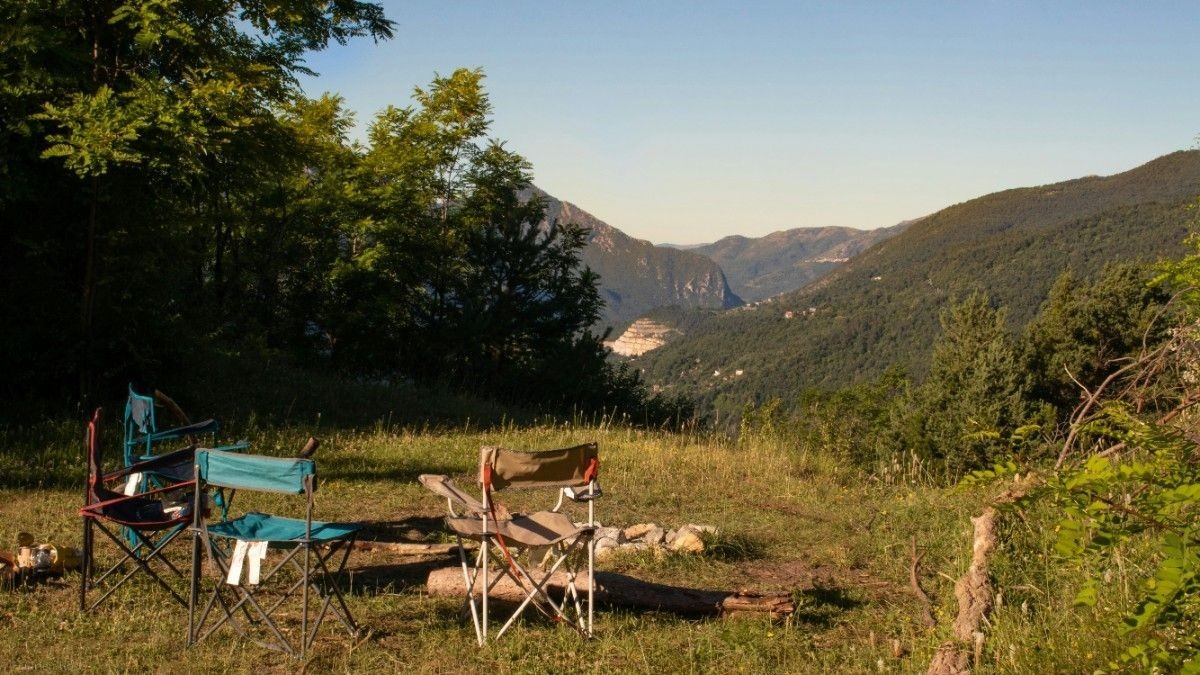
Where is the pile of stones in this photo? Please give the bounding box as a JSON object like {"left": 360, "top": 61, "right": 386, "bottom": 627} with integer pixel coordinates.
{"left": 591, "top": 522, "right": 718, "bottom": 560}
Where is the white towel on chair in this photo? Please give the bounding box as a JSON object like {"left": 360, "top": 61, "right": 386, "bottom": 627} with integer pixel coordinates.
{"left": 226, "top": 540, "right": 249, "bottom": 585}
{"left": 246, "top": 541, "right": 268, "bottom": 585}
{"left": 226, "top": 540, "right": 270, "bottom": 586}
{"left": 123, "top": 472, "right": 143, "bottom": 496}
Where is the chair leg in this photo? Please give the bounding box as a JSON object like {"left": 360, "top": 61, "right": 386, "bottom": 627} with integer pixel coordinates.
{"left": 315, "top": 540, "right": 360, "bottom": 635}
{"left": 194, "top": 539, "right": 360, "bottom": 658}
{"left": 79, "top": 517, "right": 92, "bottom": 611}
{"left": 302, "top": 543, "right": 309, "bottom": 658}
{"left": 196, "top": 557, "right": 297, "bottom": 657}
{"left": 587, "top": 532, "right": 595, "bottom": 636}
{"left": 83, "top": 520, "right": 187, "bottom": 610}
{"left": 282, "top": 541, "right": 361, "bottom": 652}
{"left": 456, "top": 537, "right": 484, "bottom": 645}
{"left": 188, "top": 529, "right": 201, "bottom": 646}
{"left": 482, "top": 534, "right": 489, "bottom": 642}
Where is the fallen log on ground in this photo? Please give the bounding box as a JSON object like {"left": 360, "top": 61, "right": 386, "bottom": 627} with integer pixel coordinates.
{"left": 425, "top": 566, "right": 795, "bottom": 619}
{"left": 351, "top": 541, "right": 466, "bottom": 556}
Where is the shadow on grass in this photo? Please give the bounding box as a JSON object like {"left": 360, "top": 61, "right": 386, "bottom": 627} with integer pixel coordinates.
{"left": 702, "top": 532, "right": 767, "bottom": 562}
{"left": 347, "top": 557, "right": 449, "bottom": 597}
{"left": 356, "top": 516, "right": 447, "bottom": 541}
{"left": 791, "top": 584, "right": 864, "bottom": 628}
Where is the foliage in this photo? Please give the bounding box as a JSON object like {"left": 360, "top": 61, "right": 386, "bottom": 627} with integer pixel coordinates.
{"left": 0, "top": 0, "right": 393, "bottom": 408}
{"left": 1023, "top": 265, "right": 1174, "bottom": 415}
{"left": 1042, "top": 225, "right": 1200, "bottom": 672}
{"left": 905, "top": 292, "right": 1045, "bottom": 478}
{"left": 0, "top": 5, "right": 674, "bottom": 423}
{"left": 1050, "top": 403, "right": 1200, "bottom": 672}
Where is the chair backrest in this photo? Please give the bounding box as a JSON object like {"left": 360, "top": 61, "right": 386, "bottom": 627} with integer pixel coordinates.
{"left": 479, "top": 443, "right": 599, "bottom": 491}
{"left": 195, "top": 449, "right": 315, "bottom": 495}
{"left": 125, "top": 385, "right": 156, "bottom": 435}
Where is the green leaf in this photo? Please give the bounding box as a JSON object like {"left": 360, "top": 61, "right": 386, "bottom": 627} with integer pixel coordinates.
{"left": 1074, "top": 578, "right": 1099, "bottom": 607}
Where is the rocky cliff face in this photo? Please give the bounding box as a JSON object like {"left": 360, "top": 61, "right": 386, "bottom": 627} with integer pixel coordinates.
{"left": 532, "top": 189, "right": 743, "bottom": 330}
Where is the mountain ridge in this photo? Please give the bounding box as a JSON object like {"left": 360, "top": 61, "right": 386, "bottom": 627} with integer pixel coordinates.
{"left": 687, "top": 221, "right": 915, "bottom": 301}
{"left": 635, "top": 150, "right": 1200, "bottom": 417}
{"left": 529, "top": 188, "right": 743, "bottom": 330}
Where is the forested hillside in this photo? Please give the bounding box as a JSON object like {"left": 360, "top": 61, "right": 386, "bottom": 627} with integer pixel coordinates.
{"left": 534, "top": 190, "right": 743, "bottom": 330}
{"left": 638, "top": 151, "right": 1200, "bottom": 417}
{"left": 689, "top": 221, "right": 912, "bottom": 301}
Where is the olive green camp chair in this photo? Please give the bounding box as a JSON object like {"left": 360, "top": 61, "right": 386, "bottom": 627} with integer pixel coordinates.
{"left": 420, "top": 442, "right": 600, "bottom": 644}
{"left": 187, "top": 448, "right": 360, "bottom": 657}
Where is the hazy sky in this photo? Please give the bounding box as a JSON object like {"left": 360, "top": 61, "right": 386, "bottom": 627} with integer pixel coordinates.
{"left": 297, "top": 1, "right": 1200, "bottom": 245}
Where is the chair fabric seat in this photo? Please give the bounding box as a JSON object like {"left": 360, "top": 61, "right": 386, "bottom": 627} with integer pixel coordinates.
{"left": 446, "top": 510, "right": 592, "bottom": 547}
{"left": 206, "top": 511, "right": 359, "bottom": 543}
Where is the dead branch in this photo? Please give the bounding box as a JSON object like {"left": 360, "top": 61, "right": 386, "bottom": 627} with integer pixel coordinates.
{"left": 351, "top": 541, "right": 466, "bottom": 556}
{"left": 153, "top": 389, "right": 192, "bottom": 426}
{"left": 1056, "top": 288, "right": 1196, "bottom": 469}
{"left": 910, "top": 535, "right": 937, "bottom": 628}
{"left": 952, "top": 507, "right": 997, "bottom": 642}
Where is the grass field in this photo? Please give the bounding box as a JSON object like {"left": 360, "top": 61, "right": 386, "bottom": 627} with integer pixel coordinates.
{"left": 0, "top": 416, "right": 1133, "bottom": 672}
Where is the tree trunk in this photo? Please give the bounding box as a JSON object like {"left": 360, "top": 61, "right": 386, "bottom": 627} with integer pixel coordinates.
{"left": 79, "top": 174, "right": 99, "bottom": 403}
{"left": 425, "top": 566, "right": 794, "bottom": 619}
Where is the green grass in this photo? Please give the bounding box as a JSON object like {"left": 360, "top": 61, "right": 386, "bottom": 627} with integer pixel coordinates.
{"left": 0, "top": 418, "right": 1137, "bottom": 672}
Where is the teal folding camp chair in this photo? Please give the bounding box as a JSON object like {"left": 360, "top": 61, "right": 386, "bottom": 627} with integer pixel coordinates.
{"left": 187, "top": 448, "right": 360, "bottom": 657}
{"left": 124, "top": 384, "right": 220, "bottom": 467}
{"left": 121, "top": 386, "right": 246, "bottom": 550}
{"left": 419, "top": 442, "right": 601, "bottom": 644}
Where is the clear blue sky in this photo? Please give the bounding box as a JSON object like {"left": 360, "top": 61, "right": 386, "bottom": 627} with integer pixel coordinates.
{"left": 297, "top": 1, "right": 1200, "bottom": 245}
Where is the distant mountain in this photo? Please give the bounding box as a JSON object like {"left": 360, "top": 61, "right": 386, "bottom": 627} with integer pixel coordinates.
{"left": 531, "top": 189, "right": 743, "bottom": 330}
{"left": 687, "top": 222, "right": 914, "bottom": 302}
{"left": 636, "top": 150, "right": 1200, "bottom": 418}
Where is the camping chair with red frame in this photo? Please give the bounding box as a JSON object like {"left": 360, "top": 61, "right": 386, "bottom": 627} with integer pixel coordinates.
{"left": 80, "top": 408, "right": 200, "bottom": 611}
{"left": 187, "top": 447, "right": 360, "bottom": 657}
{"left": 419, "top": 442, "right": 601, "bottom": 644}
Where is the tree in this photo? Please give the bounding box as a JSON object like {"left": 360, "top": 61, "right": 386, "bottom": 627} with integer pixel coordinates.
{"left": 451, "top": 144, "right": 603, "bottom": 392}
{"left": 1023, "top": 265, "right": 1173, "bottom": 415}
{"left": 0, "top": 0, "right": 393, "bottom": 405}
{"left": 909, "top": 292, "right": 1040, "bottom": 477}
{"left": 340, "top": 70, "right": 627, "bottom": 412}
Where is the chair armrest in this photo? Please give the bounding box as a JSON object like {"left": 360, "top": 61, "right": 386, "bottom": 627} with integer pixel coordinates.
{"left": 144, "top": 418, "right": 219, "bottom": 441}
{"left": 419, "top": 474, "right": 486, "bottom": 516}
{"left": 102, "top": 445, "right": 197, "bottom": 483}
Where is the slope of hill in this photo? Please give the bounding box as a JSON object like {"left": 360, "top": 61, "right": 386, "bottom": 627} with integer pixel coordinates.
{"left": 534, "top": 190, "right": 743, "bottom": 330}
{"left": 637, "top": 150, "right": 1200, "bottom": 417}
{"left": 689, "top": 222, "right": 913, "bottom": 301}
